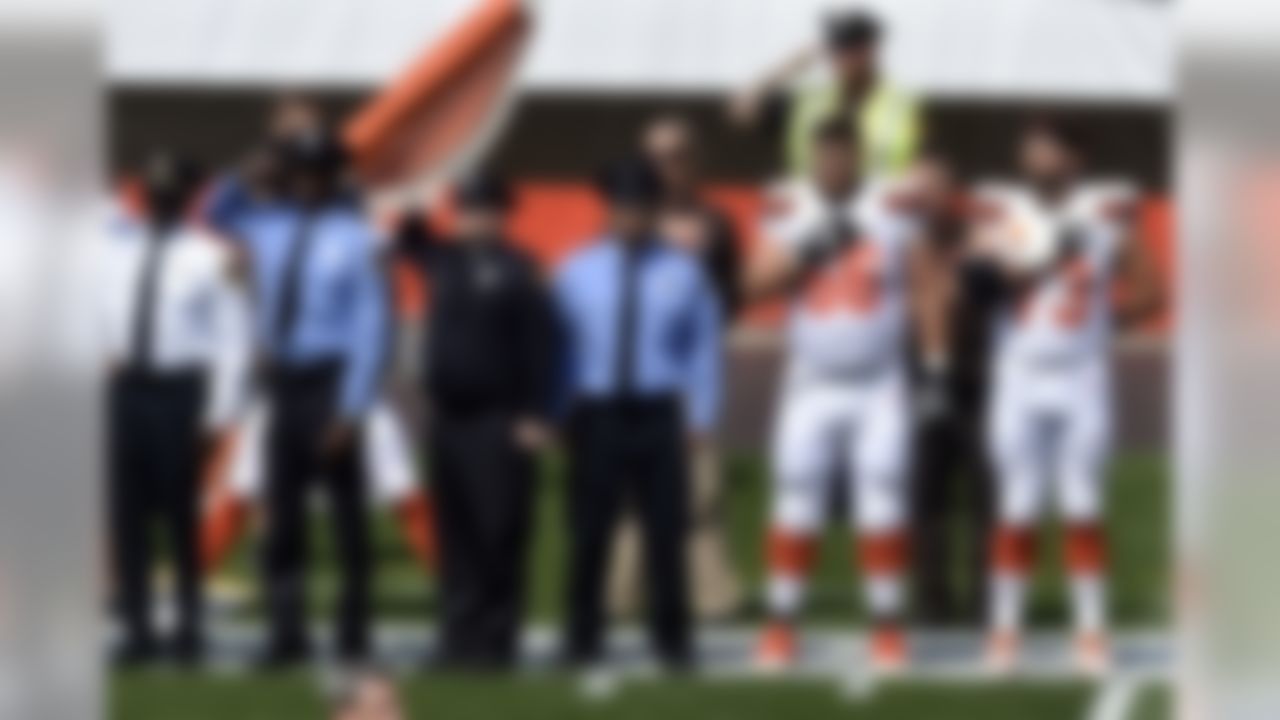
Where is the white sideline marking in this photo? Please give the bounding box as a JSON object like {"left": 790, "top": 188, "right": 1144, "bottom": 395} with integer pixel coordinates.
{"left": 112, "top": 624, "right": 1173, "bottom": 701}
{"left": 1088, "top": 678, "right": 1141, "bottom": 720}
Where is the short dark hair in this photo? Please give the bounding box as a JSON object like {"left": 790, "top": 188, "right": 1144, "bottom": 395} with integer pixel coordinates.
{"left": 825, "top": 9, "right": 882, "bottom": 50}
{"left": 595, "top": 155, "right": 664, "bottom": 206}
{"left": 1024, "top": 114, "right": 1089, "bottom": 158}
{"left": 454, "top": 169, "right": 514, "bottom": 211}
{"left": 274, "top": 128, "right": 349, "bottom": 178}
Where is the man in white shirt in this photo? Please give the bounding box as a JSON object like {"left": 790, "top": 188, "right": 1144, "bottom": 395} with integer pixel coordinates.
{"left": 100, "top": 152, "right": 250, "bottom": 666}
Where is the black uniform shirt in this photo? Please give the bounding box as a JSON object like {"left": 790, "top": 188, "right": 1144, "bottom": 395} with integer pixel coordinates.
{"left": 398, "top": 219, "right": 555, "bottom": 416}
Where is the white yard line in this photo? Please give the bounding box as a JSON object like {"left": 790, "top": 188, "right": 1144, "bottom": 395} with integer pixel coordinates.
{"left": 1087, "top": 678, "right": 1143, "bottom": 720}
{"left": 125, "top": 624, "right": 1172, "bottom": 693}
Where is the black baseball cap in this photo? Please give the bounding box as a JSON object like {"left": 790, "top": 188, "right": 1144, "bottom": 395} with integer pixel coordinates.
{"left": 454, "top": 170, "right": 514, "bottom": 211}
{"left": 143, "top": 150, "right": 203, "bottom": 196}
{"left": 595, "top": 156, "right": 663, "bottom": 207}
{"left": 274, "top": 128, "right": 349, "bottom": 177}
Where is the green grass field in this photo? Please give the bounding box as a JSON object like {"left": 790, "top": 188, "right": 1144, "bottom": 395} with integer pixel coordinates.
{"left": 113, "top": 673, "right": 1171, "bottom": 720}
{"left": 113, "top": 449, "right": 1170, "bottom": 719}
{"left": 215, "top": 449, "right": 1169, "bottom": 626}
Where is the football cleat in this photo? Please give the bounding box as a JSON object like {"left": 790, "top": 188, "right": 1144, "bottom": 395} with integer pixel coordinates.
{"left": 868, "top": 625, "right": 908, "bottom": 675}
{"left": 754, "top": 621, "right": 798, "bottom": 672}
{"left": 1073, "top": 632, "right": 1112, "bottom": 677}
{"left": 983, "top": 630, "right": 1021, "bottom": 676}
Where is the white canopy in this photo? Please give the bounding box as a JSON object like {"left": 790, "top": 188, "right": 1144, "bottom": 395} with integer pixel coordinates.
{"left": 108, "top": 0, "right": 1172, "bottom": 102}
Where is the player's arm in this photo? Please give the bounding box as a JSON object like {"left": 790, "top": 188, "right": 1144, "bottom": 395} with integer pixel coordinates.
{"left": 391, "top": 211, "right": 442, "bottom": 269}
{"left": 1113, "top": 219, "right": 1166, "bottom": 328}
{"left": 727, "top": 45, "right": 818, "bottom": 130}
{"left": 963, "top": 205, "right": 1045, "bottom": 299}
{"left": 743, "top": 204, "right": 853, "bottom": 302}
{"left": 742, "top": 240, "right": 806, "bottom": 302}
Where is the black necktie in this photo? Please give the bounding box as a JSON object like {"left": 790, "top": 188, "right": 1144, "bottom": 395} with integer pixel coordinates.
{"left": 614, "top": 242, "right": 642, "bottom": 396}
{"left": 273, "top": 211, "right": 317, "bottom": 352}
{"left": 130, "top": 226, "right": 168, "bottom": 370}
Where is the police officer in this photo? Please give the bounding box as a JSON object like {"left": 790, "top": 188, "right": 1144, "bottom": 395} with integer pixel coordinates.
{"left": 730, "top": 8, "right": 922, "bottom": 179}
{"left": 555, "top": 158, "right": 723, "bottom": 670}
{"left": 607, "top": 115, "right": 744, "bottom": 623}
{"left": 102, "top": 151, "right": 250, "bottom": 666}
{"left": 396, "top": 172, "right": 555, "bottom": 669}
{"left": 214, "top": 130, "right": 389, "bottom": 665}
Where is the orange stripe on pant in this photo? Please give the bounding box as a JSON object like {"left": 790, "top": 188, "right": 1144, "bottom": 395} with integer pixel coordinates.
{"left": 767, "top": 530, "right": 819, "bottom": 576}
{"left": 1065, "top": 524, "right": 1107, "bottom": 574}
{"left": 991, "top": 526, "right": 1037, "bottom": 573}
{"left": 857, "top": 533, "right": 908, "bottom": 575}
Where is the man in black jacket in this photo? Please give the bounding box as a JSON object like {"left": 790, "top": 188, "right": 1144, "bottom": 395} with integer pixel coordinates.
{"left": 397, "top": 172, "right": 556, "bottom": 669}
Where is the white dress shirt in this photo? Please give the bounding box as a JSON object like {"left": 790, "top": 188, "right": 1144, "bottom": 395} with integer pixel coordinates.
{"left": 97, "top": 211, "right": 251, "bottom": 430}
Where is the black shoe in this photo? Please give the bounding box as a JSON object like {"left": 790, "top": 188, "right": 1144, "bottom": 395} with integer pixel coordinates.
{"left": 168, "top": 632, "right": 205, "bottom": 669}
{"left": 658, "top": 650, "right": 695, "bottom": 675}
{"left": 335, "top": 643, "right": 371, "bottom": 666}
{"left": 255, "top": 637, "right": 313, "bottom": 670}
{"left": 112, "top": 637, "right": 160, "bottom": 669}
{"left": 556, "top": 649, "right": 604, "bottom": 673}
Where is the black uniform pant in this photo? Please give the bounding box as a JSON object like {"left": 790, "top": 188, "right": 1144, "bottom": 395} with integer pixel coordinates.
{"left": 911, "top": 388, "right": 993, "bottom": 624}
{"left": 564, "top": 398, "right": 690, "bottom": 665}
{"left": 430, "top": 408, "right": 535, "bottom": 667}
{"left": 262, "top": 362, "right": 371, "bottom": 659}
{"left": 108, "top": 369, "right": 205, "bottom": 648}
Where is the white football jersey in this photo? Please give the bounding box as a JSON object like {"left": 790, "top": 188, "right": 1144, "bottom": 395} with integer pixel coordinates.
{"left": 977, "top": 180, "right": 1135, "bottom": 369}
{"left": 764, "top": 178, "right": 918, "bottom": 377}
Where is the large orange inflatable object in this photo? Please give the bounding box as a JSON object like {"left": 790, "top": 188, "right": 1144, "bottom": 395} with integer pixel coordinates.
{"left": 343, "top": 0, "right": 531, "bottom": 192}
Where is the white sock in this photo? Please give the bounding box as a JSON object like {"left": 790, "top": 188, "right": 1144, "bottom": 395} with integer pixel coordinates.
{"left": 767, "top": 574, "right": 806, "bottom": 620}
{"left": 990, "top": 572, "right": 1028, "bottom": 634}
{"left": 865, "top": 574, "right": 904, "bottom": 622}
{"left": 1070, "top": 573, "right": 1107, "bottom": 635}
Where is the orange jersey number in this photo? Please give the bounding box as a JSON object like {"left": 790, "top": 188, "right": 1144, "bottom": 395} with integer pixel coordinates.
{"left": 803, "top": 243, "right": 883, "bottom": 315}
{"left": 1055, "top": 258, "right": 1095, "bottom": 328}
{"left": 1017, "top": 258, "right": 1096, "bottom": 328}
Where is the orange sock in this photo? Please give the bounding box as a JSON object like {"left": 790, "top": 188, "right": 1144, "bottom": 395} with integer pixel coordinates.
{"left": 765, "top": 529, "right": 819, "bottom": 618}
{"left": 990, "top": 525, "right": 1037, "bottom": 574}
{"left": 1065, "top": 523, "right": 1108, "bottom": 634}
{"left": 857, "top": 532, "right": 908, "bottom": 621}
{"left": 989, "top": 525, "right": 1037, "bottom": 633}
{"left": 767, "top": 529, "right": 818, "bottom": 575}
{"left": 200, "top": 494, "right": 248, "bottom": 574}
{"left": 397, "top": 490, "right": 438, "bottom": 573}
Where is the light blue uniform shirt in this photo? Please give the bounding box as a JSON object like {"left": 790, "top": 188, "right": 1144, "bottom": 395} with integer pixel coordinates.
{"left": 203, "top": 176, "right": 388, "bottom": 418}
{"left": 554, "top": 237, "right": 723, "bottom": 432}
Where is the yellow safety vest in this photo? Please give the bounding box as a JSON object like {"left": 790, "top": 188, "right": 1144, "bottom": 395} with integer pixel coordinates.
{"left": 785, "top": 81, "right": 921, "bottom": 179}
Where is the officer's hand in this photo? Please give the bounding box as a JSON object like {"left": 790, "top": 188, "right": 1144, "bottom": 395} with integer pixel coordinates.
{"left": 513, "top": 417, "right": 553, "bottom": 452}
{"left": 320, "top": 420, "right": 356, "bottom": 460}
{"left": 687, "top": 432, "right": 713, "bottom": 454}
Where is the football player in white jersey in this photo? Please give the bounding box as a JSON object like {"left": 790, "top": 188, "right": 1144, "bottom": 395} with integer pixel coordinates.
{"left": 746, "top": 118, "right": 942, "bottom": 672}
{"left": 972, "top": 120, "right": 1164, "bottom": 674}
